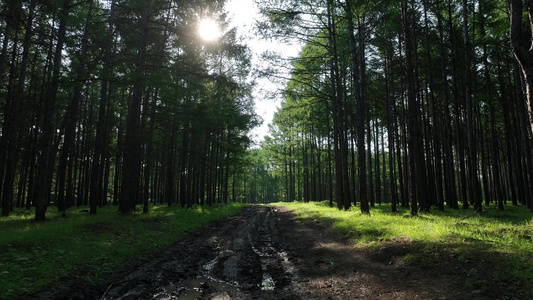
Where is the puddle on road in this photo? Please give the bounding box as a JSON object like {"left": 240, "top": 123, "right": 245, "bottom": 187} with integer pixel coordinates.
{"left": 261, "top": 272, "right": 275, "bottom": 291}
{"left": 154, "top": 276, "right": 237, "bottom": 300}
{"left": 202, "top": 257, "right": 218, "bottom": 273}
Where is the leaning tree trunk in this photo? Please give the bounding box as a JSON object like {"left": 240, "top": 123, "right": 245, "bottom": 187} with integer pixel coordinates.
{"left": 510, "top": 0, "right": 533, "bottom": 136}
{"left": 509, "top": 0, "right": 533, "bottom": 212}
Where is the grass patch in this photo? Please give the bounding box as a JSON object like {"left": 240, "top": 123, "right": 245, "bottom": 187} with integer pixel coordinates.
{"left": 0, "top": 203, "right": 246, "bottom": 298}
{"left": 273, "top": 201, "right": 533, "bottom": 299}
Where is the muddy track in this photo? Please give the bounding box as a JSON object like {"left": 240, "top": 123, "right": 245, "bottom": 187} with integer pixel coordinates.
{"left": 32, "top": 205, "right": 493, "bottom": 300}
{"left": 100, "top": 205, "right": 296, "bottom": 300}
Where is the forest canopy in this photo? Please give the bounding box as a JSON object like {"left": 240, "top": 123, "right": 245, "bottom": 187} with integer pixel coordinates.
{"left": 1, "top": 0, "right": 533, "bottom": 218}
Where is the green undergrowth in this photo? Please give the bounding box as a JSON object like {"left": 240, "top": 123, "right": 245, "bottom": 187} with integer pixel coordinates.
{"left": 0, "top": 203, "right": 246, "bottom": 299}
{"left": 274, "top": 201, "right": 533, "bottom": 299}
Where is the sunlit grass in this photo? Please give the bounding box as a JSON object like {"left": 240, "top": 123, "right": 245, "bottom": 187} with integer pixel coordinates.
{"left": 0, "top": 203, "right": 246, "bottom": 299}
{"left": 274, "top": 201, "right": 532, "bottom": 247}
{"left": 273, "top": 201, "right": 533, "bottom": 298}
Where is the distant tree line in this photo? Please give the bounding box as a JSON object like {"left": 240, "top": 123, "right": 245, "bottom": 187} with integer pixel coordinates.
{"left": 0, "top": 0, "right": 259, "bottom": 219}
{"left": 251, "top": 0, "right": 533, "bottom": 214}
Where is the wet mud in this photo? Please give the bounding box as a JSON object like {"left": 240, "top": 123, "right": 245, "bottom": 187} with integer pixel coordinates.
{"left": 30, "top": 205, "right": 494, "bottom": 300}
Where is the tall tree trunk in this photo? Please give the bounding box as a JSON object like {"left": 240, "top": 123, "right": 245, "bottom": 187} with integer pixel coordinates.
{"left": 435, "top": 2, "right": 459, "bottom": 209}
{"left": 327, "top": 111, "right": 334, "bottom": 207}
{"left": 180, "top": 123, "right": 190, "bottom": 207}
{"left": 385, "top": 45, "right": 398, "bottom": 212}
{"left": 462, "top": 0, "right": 482, "bottom": 212}
{"left": 509, "top": 0, "right": 533, "bottom": 213}
{"left": 113, "top": 125, "right": 123, "bottom": 206}
{"left": 120, "top": 4, "right": 151, "bottom": 213}
{"left": 1, "top": 0, "right": 35, "bottom": 217}
{"left": 510, "top": 0, "right": 533, "bottom": 134}
{"left": 90, "top": 0, "right": 116, "bottom": 214}
{"left": 34, "top": 0, "right": 71, "bottom": 221}
{"left": 327, "top": 0, "right": 346, "bottom": 210}
{"left": 142, "top": 89, "right": 157, "bottom": 213}
{"left": 402, "top": 0, "right": 428, "bottom": 215}
{"left": 57, "top": 0, "right": 93, "bottom": 216}
{"left": 374, "top": 116, "right": 381, "bottom": 205}
{"left": 346, "top": 0, "right": 368, "bottom": 213}
{"left": 165, "top": 127, "right": 176, "bottom": 207}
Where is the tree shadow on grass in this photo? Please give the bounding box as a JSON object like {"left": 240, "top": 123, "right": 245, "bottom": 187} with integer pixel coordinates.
{"left": 278, "top": 207, "right": 532, "bottom": 300}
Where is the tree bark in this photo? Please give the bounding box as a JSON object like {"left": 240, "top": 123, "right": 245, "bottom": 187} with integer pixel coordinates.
{"left": 435, "top": 2, "right": 459, "bottom": 209}
{"left": 346, "top": 0, "right": 368, "bottom": 213}
{"left": 34, "top": 0, "right": 71, "bottom": 221}
{"left": 90, "top": 0, "right": 115, "bottom": 214}
{"left": 120, "top": 4, "right": 151, "bottom": 213}
{"left": 510, "top": 0, "right": 533, "bottom": 132}
{"left": 57, "top": 0, "right": 93, "bottom": 216}
{"left": 462, "top": 0, "right": 483, "bottom": 212}
{"left": 1, "top": 0, "right": 35, "bottom": 217}
{"left": 402, "top": 0, "right": 429, "bottom": 215}
{"left": 327, "top": 0, "right": 347, "bottom": 210}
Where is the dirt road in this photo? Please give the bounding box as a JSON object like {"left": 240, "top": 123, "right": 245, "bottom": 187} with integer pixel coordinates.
{"left": 40, "top": 205, "right": 491, "bottom": 299}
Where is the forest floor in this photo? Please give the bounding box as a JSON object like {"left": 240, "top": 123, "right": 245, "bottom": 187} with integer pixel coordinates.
{"left": 25, "top": 204, "right": 514, "bottom": 300}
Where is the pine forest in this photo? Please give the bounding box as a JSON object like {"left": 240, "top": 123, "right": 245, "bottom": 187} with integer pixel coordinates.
{"left": 3, "top": 0, "right": 533, "bottom": 299}
{"left": 2, "top": 0, "right": 533, "bottom": 219}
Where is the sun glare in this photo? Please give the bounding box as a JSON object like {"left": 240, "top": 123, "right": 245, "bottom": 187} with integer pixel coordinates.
{"left": 198, "top": 19, "right": 221, "bottom": 42}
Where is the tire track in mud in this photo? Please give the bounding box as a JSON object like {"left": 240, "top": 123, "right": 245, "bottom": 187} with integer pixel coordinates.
{"left": 100, "top": 205, "right": 298, "bottom": 300}
{"left": 195, "top": 205, "right": 298, "bottom": 297}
